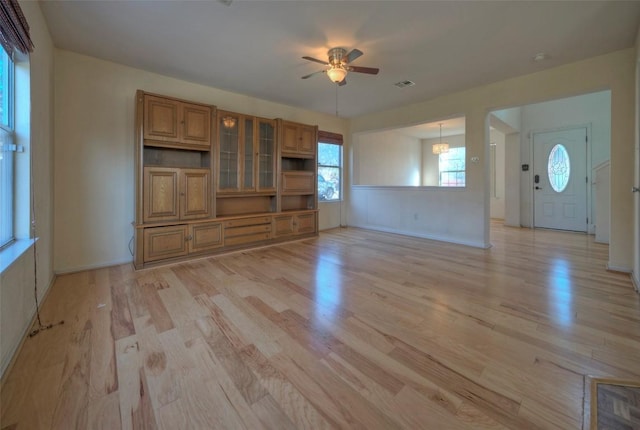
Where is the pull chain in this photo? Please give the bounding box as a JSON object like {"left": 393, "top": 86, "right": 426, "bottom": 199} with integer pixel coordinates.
{"left": 335, "top": 83, "right": 339, "bottom": 117}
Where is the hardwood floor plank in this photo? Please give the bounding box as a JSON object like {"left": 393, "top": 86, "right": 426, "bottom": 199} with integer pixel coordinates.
{"left": 185, "top": 337, "right": 267, "bottom": 430}
{"left": 111, "top": 277, "right": 135, "bottom": 341}
{"left": 240, "top": 344, "right": 333, "bottom": 430}
{"left": 50, "top": 325, "right": 91, "bottom": 430}
{"left": 251, "top": 394, "right": 299, "bottom": 430}
{"left": 114, "top": 332, "right": 159, "bottom": 430}
{"left": 88, "top": 391, "right": 122, "bottom": 430}
{"left": 140, "top": 282, "right": 174, "bottom": 334}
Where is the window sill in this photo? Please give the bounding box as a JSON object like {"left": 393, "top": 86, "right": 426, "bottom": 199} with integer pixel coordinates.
{"left": 0, "top": 238, "right": 36, "bottom": 275}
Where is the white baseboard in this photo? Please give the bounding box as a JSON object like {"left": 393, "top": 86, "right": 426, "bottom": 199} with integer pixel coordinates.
{"left": 606, "top": 263, "right": 632, "bottom": 273}
{"left": 54, "top": 258, "right": 133, "bottom": 275}
{"left": 632, "top": 271, "right": 640, "bottom": 293}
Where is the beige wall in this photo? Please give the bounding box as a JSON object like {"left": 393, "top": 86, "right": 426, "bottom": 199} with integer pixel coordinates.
{"left": 1, "top": 1, "right": 55, "bottom": 376}
{"left": 53, "top": 50, "right": 348, "bottom": 273}
{"left": 350, "top": 49, "right": 635, "bottom": 269}
{"left": 353, "top": 130, "right": 421, "bottom": 186}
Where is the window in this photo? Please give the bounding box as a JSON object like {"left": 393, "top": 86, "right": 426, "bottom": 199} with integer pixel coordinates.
{"left": 318, "top": 142, "right": 341, "bottom": 201}
{"left": 438, "top": 147, "right": 465, "bottom": 187}
{"left": 0, "top": 46, "right": 14, "bottom": 247}
{"left": 548, "top": 143, "right": 570, "bottom": 193}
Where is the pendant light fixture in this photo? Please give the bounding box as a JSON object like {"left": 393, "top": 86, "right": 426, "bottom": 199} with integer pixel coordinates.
{"left": 432, "top": 123, "right": 450, "bottom": 155}
{"left": 222, "top": 116, "right": 236, "bottom": 128}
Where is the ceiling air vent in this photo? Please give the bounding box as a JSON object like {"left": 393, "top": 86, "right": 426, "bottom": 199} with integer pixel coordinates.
{"left": 394, "top": 80, "right": 415, "bottom": 89}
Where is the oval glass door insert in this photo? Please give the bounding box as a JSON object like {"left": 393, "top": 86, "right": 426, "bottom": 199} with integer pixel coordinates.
{"left": 548, "top": 144, "right": 570, "bottom": 192}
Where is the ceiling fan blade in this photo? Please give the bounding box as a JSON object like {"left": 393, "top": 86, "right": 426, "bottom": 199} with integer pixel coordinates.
{"left": 301, "top": 70, "right": 325, "bottom": 79}
{"left": 338, "top": 79, "right": 347, "bottom": 87}
{"left": 302, "top": 56, "right": 329, "bottom": 65}
{"left": 344, "top": 48, "right": 363, "bottom": 64}
{"left": 349, "top": 65, "right": 379, "bottom": 75}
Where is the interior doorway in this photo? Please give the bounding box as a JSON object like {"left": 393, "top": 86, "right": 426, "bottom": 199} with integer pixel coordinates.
{"left": 532, "top": 127, "right": 588, "bottom": 232}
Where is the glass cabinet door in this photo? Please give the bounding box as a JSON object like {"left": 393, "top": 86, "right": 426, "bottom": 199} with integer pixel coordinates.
{"left": 257, "top": 119, "right": 276, "bottom": 190}
{"left": 243, "top": 117, "right": 255, "bottom": 190}
{"left": 218, "top": 112, "right": 239, "bottom": 190}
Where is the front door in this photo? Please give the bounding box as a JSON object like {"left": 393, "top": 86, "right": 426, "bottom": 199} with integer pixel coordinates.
{"left": 533, "top": 127, "right": 588, "bottom": 232}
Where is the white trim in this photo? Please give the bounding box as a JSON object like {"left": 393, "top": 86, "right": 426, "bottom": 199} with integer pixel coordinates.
{"left": 349, "top": 224, "right": 490, "bottom": 249}
{"left": 0, "top": 238, "right": 35, "bottom": 274}
{"left": 632, "top": 271, "right": 639, "bottom": 293}
{"left": 606, "top": 263, "right": 632, "bottom": 273}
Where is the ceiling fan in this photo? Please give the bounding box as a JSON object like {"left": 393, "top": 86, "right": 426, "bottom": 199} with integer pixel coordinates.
{"left": 301, "top": 47, "right": 379, "bottom": 86}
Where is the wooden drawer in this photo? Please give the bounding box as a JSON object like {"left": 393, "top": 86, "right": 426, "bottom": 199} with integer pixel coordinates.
{"left": 143, "top": 225, "right": 188, "bottom": 262}
{"left": 281, "top": 171, "right": 315, "bottom": 195}
{"left": 223, "top": 216, "right": 272, "bottom": 228}
{"left": 224, "top": 232, "right": 272, "bottom": 247}
{"left": 224, "top": 215, "right": 272, "bottom": 246}
{"left": 189, "top": 222, "right": 223, "bottom": 253}
{"left": 225, "top": 224, "right": 271, "bottom": 238}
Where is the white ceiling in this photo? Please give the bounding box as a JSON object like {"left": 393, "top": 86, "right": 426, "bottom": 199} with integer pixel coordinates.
{"left": 39, "top": 1, "right": 640, "bottom": 118}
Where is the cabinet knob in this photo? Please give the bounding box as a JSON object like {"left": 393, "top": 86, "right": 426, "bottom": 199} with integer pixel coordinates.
{"left": 185, "top": 235, "right": 193, "bottom": 241}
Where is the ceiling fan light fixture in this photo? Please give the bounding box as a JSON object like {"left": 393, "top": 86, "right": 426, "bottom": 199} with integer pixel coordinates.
{"left": 326, "top": 66, "right": 347, "bottom": 83}
{"left": 432, "top": 123, "right": 450, "bottom": 155}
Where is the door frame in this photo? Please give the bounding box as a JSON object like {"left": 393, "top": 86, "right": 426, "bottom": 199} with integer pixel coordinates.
{"left": 529, "top": 124, "right": 592, "bottom": 233}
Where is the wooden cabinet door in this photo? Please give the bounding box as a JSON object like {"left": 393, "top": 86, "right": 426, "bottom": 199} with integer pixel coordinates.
{"left": 281, "top": 171, "right": 315, "bottom": 195}
{"left": 257, "top": 118, "right": 276, "bottom": 191}
{"left": 182, "top": 103, "right": 211, "bottom": 149}
{"left": 189, "top": 222, "right": 223, "bottom": 253}
{"left": 281, "top": 122, "right": 299, "bottom": 153}
{"left": 217, "top": 111, "right": 241, "bottom": 192}
{"left": 143, "top": 167, "right": 179, "bottom": 222}
{"left": 298, "top": 125, "right": 316, "bottom": 155}
{"left": 144, "top": 94, "right": 211, "bottom": 149}
{"left": 143, "top": 225, "right": 188, "bottom": 262}
{"left": 144, "top": 95, "right": 180, "bottom": 143}
{"left": 295, "top": 212, "right": 316, "bottom": 234}
{"left": 181, "top": 169, "right": 210, "bottom": 219}
{"left": 273, "top": 214, "right": 295, "bottom": 237}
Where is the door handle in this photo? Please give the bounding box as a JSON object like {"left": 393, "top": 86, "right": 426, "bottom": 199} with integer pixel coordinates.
{"left": 633, "top": 187, "right": 640, "bottom": 193}
{"left": 535, "top": 186, "right": 542, "bottom": 190}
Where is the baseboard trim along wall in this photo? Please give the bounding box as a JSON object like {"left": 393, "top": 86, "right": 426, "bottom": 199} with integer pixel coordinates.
{"left": 54, "top": 258, "right": 134, "bottom": 275}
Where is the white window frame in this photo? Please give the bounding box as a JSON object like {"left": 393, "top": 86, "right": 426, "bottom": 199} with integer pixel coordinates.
{"left": 0, "top": 47, "right": 15, "bottom": 249}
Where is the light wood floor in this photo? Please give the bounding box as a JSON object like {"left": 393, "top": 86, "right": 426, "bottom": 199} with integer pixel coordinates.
{"left": 2, "top": 224, "right": 639, "bottom": 429}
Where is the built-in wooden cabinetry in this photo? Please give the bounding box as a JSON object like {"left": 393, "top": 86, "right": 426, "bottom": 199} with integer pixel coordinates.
{"left": 144, "top": 94, "right": 211, "bottom": 150}
{"left": 134, "top": 90, "right": 318, "bottom": 269}
{"left": 281, "top": 120, "right": 316, "bottom": 157}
